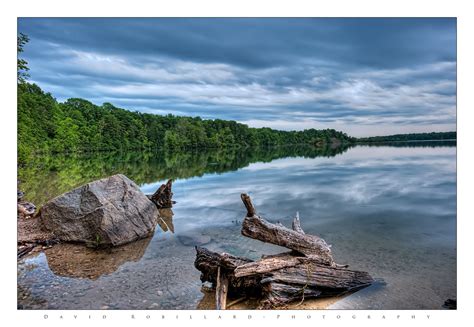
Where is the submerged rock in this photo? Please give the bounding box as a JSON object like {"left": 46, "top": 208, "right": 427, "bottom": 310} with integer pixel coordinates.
{"left": 40, "top": 174, "right": 159, "bottom": 247}
{"left": 177, "top": 233, "right": 211, "bottom": 246}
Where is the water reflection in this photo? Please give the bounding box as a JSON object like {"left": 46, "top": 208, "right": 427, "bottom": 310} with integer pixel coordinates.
{"left": 157, "top": 208, "right": 175, "bottom": 233}
{"left": 43, "top": 208, "right": 175, "bottom": 280}
{"left": 18, "top": 144, "right": 351, "bottom": 207}
{"left": 17, "top": 142, "right": 455, "bottom": 209}
{"left": 17, "top": 143, "right": 456, "bottom": 310}
{"left": 44, "top": 238, "right": 152, "bottom": 280}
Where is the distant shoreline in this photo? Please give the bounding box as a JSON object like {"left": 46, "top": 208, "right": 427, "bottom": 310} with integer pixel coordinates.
{"left": 356, "top": 139, "right": 456, "bottom": 144}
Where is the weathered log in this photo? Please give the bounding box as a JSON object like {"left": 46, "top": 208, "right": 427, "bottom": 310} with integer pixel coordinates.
{"left": 292, "top": 212, "right": 305, "bottom": 234}
{"left": 261, "top": 251, "right": 303, "bottom": 259}
{"left": 195, "top": 247, "right": 373, "bottom": 309}
{"left": 194, "top": 246, "right": 260, "bottom": 295}
{"left": 235, "top": 255, "right": 372, "bottom": 308}
{"left": 234, "top": 254, "right": 302, "bottom": 278}
{"left": 195, "top": 246, "right": 252, "bottom": 274}
{"left": 240, "top": 194, "right": 334, "bottom": 265}
{"left": 260, "top": 282, "right": 322, "bottom": 309}
{"left": 150, "top": 179, "right": 174, "bottom": 208}
{"left": 241, "top": 193, "right": 256, "bottom": 217}
{"left": 216, "top": 267, "right": 229, "bottom": 310}
{"left": 194, "top": 194, "right": 375, "bottom": 309}
{"left": 259, "top": 260, "right": 374, "bottom": 290}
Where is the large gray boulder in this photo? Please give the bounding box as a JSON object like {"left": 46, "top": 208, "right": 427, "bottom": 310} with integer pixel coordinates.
{"left": 40, "top": 174, "right": 159, "bottom": 247}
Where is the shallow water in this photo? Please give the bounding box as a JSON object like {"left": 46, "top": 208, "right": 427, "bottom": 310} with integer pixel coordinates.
{"left": 17, "top": 144, "right": 456, "bottom": 309}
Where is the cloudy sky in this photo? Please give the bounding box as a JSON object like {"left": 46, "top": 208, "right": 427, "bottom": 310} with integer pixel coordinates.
{"left": 18, "top": 18, "right": 456, "bottom": 137}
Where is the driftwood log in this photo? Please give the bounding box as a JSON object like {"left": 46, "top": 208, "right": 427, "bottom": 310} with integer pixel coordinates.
{"left": 194, "top": 193, "right": 374, "bottom": 309}
{"left": 149, "top": 179, "right": 175, "bottom": 208}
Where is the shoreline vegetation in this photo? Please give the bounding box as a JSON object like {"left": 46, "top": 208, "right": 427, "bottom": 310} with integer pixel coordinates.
{"left": 18, "top": 81, "right": 456, "bottom": 166}
{"left": 356, "top": 131, "right": 456, "bottom": 143}
{"left": 18, "top": 82, "right": 353, "bottom": 164}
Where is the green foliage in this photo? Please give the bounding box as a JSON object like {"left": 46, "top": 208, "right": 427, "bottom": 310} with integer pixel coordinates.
{"left": 357, "top": 132, "right": 456, "bottom": 143}
{"left": 18, "top": 83, "right": 58, "bottom": 162}
{"left": 17, "top": 33, "right": 30, "bottom": 84}
{"left": 54, "top": 117, "right": 81, "bottom": 152}
{"left": 91, "top": 234, "right": 102, "bottom": 248}
{"left": 17, "top": 82, "right": 354, "bottom": 164}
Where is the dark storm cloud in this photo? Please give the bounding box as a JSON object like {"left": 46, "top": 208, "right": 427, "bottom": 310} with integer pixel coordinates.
{"left": 18, "top": 18, "right": 456, "bottom": 69}
{"left": 18, "top": 18, "right": 456, "bottom": 136}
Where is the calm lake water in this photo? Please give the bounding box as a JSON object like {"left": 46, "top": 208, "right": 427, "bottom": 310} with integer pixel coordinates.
{"left": 17, "top": 143, "right": 456, "bottom": 310}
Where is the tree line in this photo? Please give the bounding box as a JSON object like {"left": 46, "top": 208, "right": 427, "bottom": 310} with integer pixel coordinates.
{"left": 17, "top": 82, "right": 354, "bottom": 163}
{"left": 356, "top": 131, "right": 456, "bottom": 143}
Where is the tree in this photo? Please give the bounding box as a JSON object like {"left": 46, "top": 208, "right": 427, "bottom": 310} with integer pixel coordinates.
{"left": 17, "top": 33, "right": 30, "bottom": 84}
{"left": 53, "top": 117, "right": 80, "bottom": 152}
{"left": 164, "top": 130, "right": 183, "bottom": 150}
{"left": 17, "top": 81, "right": 356, "bottom": 157}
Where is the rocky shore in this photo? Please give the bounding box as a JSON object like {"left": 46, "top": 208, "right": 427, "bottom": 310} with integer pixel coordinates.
{"left": 17, "top": 174, "right": 174, "bottom": 258}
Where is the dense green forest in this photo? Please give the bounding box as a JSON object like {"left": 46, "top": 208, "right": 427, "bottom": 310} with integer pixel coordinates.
{"left": 357, "top": 131, "right": 456, "bottom": 143}
{"left": 17, "top": 83, "right": 354, "bottom": 163}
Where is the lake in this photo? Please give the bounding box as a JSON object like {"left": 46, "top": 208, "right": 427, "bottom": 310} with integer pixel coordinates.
{"left": 17, "top": 142, "right": 456, "bottom": 310}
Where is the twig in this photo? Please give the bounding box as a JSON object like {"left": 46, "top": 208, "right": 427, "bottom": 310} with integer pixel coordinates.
{"left": 226, "top": 297, "right": 246, "bottom": 308}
